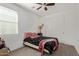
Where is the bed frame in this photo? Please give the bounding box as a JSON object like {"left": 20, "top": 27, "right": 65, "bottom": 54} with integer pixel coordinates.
{"left": 23, "top": 42, "right": 50, "bottom": 53}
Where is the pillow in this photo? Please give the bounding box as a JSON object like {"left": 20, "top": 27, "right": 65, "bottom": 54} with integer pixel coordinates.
{"left": 24, "top": 32, "right": 39, "bottom": 39}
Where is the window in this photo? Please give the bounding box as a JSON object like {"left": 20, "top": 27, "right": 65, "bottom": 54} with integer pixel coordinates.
{"left": 0, "top": 6, "right": 18, "bottom": 34}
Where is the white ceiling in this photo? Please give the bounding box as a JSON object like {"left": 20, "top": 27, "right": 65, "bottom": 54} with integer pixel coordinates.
{"left": 17, "top": 3, "right": 79, "bottom": 17}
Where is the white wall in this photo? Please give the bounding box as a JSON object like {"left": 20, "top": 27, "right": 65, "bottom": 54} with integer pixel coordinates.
{"left": 41, "top": 7, "right": 79, "bottom": 53}
{"left": 0, "top": 3, "right": 41, "bottom": 51}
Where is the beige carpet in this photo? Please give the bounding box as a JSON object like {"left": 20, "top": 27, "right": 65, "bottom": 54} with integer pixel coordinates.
{"left": 9, "top": 43, "right": 79, "bottom": 56}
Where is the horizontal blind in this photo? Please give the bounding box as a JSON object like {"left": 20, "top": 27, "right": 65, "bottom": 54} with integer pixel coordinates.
{"left": 0, "top": 6, "right": 18, "bottom": 34}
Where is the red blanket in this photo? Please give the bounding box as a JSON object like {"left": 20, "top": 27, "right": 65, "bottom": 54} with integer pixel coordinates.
{"left": 39, "top": 39, "right": 59, "bottom": 56}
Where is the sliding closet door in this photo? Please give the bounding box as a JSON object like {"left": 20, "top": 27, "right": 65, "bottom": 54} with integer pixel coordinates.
{"left": 64, "top": 10, "right": 79, "bottom": 45}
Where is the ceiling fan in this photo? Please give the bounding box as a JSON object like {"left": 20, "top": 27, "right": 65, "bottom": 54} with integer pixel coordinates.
{"left": 35, "top": 3, "right": 55, "bottom": 11}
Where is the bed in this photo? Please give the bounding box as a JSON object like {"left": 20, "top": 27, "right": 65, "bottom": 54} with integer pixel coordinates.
{"left": 23, "top": 32, "right": 59, "bottom": 55}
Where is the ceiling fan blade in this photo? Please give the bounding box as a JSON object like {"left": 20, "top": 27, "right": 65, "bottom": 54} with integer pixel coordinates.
{"left": 36, "top": 3, "right": 42, "bottom": 5}
{"left": 37, "top": 6, "right": 42, "bottom": 10}
{"left": 46, "top": 3, "right": 55, "bottom": 6}
{"left": 44, "top": 7, "right": 48, "bottom": 11}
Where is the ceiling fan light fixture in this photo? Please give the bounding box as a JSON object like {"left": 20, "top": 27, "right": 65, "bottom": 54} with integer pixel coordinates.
{"left": 44, "top": 7, "right": 47, "bottom": 11}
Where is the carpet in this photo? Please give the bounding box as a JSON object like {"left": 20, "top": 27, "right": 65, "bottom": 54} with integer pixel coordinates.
{"left": 9, "top": 43, "right": 79, "bottom": 56}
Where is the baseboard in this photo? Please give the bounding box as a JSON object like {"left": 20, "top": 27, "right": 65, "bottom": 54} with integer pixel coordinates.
{"left": 73, "top": 44, "right": 79, "bottom": 55}
{"left": 11, "top": 45, "right": 24, "bottom": 52}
